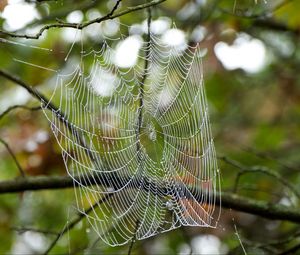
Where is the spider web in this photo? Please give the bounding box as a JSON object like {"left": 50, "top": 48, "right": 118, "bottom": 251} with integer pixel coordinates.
{"left": 42, "top": 19, "right": 221, "bottom": 246}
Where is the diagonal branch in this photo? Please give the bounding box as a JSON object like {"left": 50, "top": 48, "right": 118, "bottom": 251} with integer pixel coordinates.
{"left": 220, "top": 0, "right": 295, "bottom": 19}
{"left": 22, "top": 0, "right": 101, "bottom": 29}
{"left": 0, "top": 138, "right": 25, "bottom": 177}
{"left": 242, "top": 146, "right": 299, "bottom": 172}
{"left": 12, "top": 226, "right": 59, "bottom": 236}
{"left": 220, "top": 156, "right": 300, "bottom": 199}
{"left": 127, "top": 220, "right": 140, "bottom": 255}
{"left": 0, "top": 0, "right": 165, "bottom": 40}
{"left": 43, "top": 193, "right": 113, "bottom": 255}
{"left": 0, "top": 69, "right": 60, "bottom": 113}
{"left": 0, "top": 105, "right": 41, "bottom": 122}
{"left": 0, "top": 69, "right": 97, "bottom": 163}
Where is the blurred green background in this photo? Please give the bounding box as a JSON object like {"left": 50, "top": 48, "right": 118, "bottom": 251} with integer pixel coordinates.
{"left": 0, "top": 0, "right": 300, "bottom": 254}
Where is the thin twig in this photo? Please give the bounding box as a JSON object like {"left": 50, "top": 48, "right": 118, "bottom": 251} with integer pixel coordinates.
{"left": 242, "top": 146, "right": 299, "bottom": 172}
{"left": 87, "top": 228, "right": 112, "bottom": 252}
{"left": 108, "top": 0, "right": 123, "bottom": 17}
{"left": 43, "top": 193, "right": 113, "bottom": 255}
{"left": 20, "top": 0, "right": 101, "bottom": 30}
{"left": 235, "top": 184, "right": 289, "bottom": 200}
{"left": 233, "top": 223, "right": 247, "bottom": 255}
{"left": 220, "top": 0, "right": 295, "bottom": 19}
{"left": 127, "top": 220, "right": 140, "bottom": 255}
{"left": 0, "top": 138, "right": 25, "bottom": 177}
{"left": 258, "top": 230, "right": 300, "bottom": 248}
{"left": 0, "top": 69, "right": 98, "bottom": 164}
{"left": 11, "top": 226, "right": 59, "bottom": 236}
{"left": 278, "top": 242, "right": 300, "bottom": 255}
{"left": 0, "top": 0, "right": 165, "bottom": 40}
{"left": 136, "top": 2, "right": 152, "bottom": 152}
{"left": 30, "top": 0, "right": 59, "bottom": 2}
{"left": 219, "top": 156, "right": 300, "bottom": 199}
{"left": 0, "top": 105, "right": 41, "bottom": 122}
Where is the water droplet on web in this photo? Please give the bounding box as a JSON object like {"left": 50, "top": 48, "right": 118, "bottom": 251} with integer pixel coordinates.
{"left": 107, "top": 187, "right": 114, "bottom": 192}
{"left": 166, "top": 200, "right": 173, "bottom": 210}
{"left": 148, "top": 122, "right": 157, "bottom": 141}
{"left": 149, "top": 130, "right": 156, "bottom": 141}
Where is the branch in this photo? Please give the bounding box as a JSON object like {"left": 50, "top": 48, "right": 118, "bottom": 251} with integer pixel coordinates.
{"left": 220, "top": 156, "right": 300, "bottom": 199}
{"left": 12, "top": 226, "right": 59, "bottom": 236}
{"left": 44, "top": 193, "right": 113, "bottom": 255}
{"left": 1, "top": 174, "right": 300, "bottom": 224}
{"left": 242, "top": 146, "right": 299, "bottom": 172}
{"left": 254, "top": 230, "right": 300, "bottom": 250}
{"left": 0, "top": 0, "right": 166, "bottom": 40}
{"left": 0, "top": 69, "right": 59, "bottom": 112}
{"left": 221, "top": 192, "right": 300, "bottom": 223}
{"left": 127, "top": 220, "right": 140, "bottom": 255}
{"left": 0, "top": 69, "right": 97, "bottom": 163}
{"left": 0, "top": 138, "right": 25, "bottom": 177}
{"left": 279, "top": 242, "right": 300, "bottom": 255}
{"left": 218, "top": 1, "right": 300, "bottom": 36}
{"left": 0, "top": 105, "right": 41, "bottom": 122}
{"left": 22, "top": 0, "right": 101, "bottom": 30}
{"left": 252, "top": 19, "right": 300, "bottom": 35}
{"left": 137, "top": 2, "right": 151, "bottom": 159}
{"left": 220, "top": 0, "right": 295, "bottom": 19}
{"left": 27, "top": 0, "right": 59, "bottom": 2}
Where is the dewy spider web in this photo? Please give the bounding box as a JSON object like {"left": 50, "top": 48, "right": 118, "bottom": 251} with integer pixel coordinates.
{"left": 42, "top": 18, "right": 221, "bottom": 246}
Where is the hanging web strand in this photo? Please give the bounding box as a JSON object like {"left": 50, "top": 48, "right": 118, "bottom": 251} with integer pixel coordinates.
{"left": 42, "top": 19, "right": 221, "bottom": 246}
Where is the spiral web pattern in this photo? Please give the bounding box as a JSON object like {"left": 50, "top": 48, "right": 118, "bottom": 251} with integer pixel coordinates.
{"left": 42, "top": 21, "right": 221, "bottom": 246}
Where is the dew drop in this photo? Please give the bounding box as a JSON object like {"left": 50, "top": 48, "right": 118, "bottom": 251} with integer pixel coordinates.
{"left": 149, "top": 130, "right": 156, "bottom": 141}
{"left": 166, "top": 200, "right": 173, "bottom": 210}
{"left": 107, "top": 187, "right": 115, "bottom": 192}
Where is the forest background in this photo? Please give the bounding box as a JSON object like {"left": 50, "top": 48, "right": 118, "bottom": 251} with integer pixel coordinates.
{"left": 0, "top": 0, "right": 300, "bottom": 254}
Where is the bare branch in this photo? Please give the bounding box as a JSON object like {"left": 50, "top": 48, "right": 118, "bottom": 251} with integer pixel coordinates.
{"left": 0, "top": 174, "right": 300, "bottom": 223}
{"left": 12, "top": 226, "right": 59, "bottom": 236}
{"left": 221, "top": 192, "right": 300, "bottom": 224}
{"left": 27, "top": 0, "right": 59, "bottom": 3}
{"left": 219, "top": 156, "right": 300, "bottom": 199}
{"left": 0, "top": 138, "right": 25, "bottom": 177}
{"left": 0, "top": 105, "right": 41, "bottom": 122}
{"left": 278, "top": 242, "right": 300, "bottom": 255}
{"left": 257, "top": 230, "right": 300, "bottom": 249}
{"left": 220, "top": 0, "right": 295, "bottom": 19}
{"left": 127, "top": 220, "right": 140, "bottom": 255}
{"left": 22, "top": 0, "right": 101, "bottom": 30}
{"left": 252, "top": 19, "right": 300, "bottom": 35}
{"left": 0, "top": 0, "right": 166, "bottom": 40}
{"left": 0, "top": 69, "right": 97, "bottom": 164}
{"left": 44, "top": 193, "right": 113, "bottom": 255}
{"left": 242, "top": 146, "right": 299, "bottom": 172}
{"left": 0, "top": 69, "right": 59, "bottom": 112}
